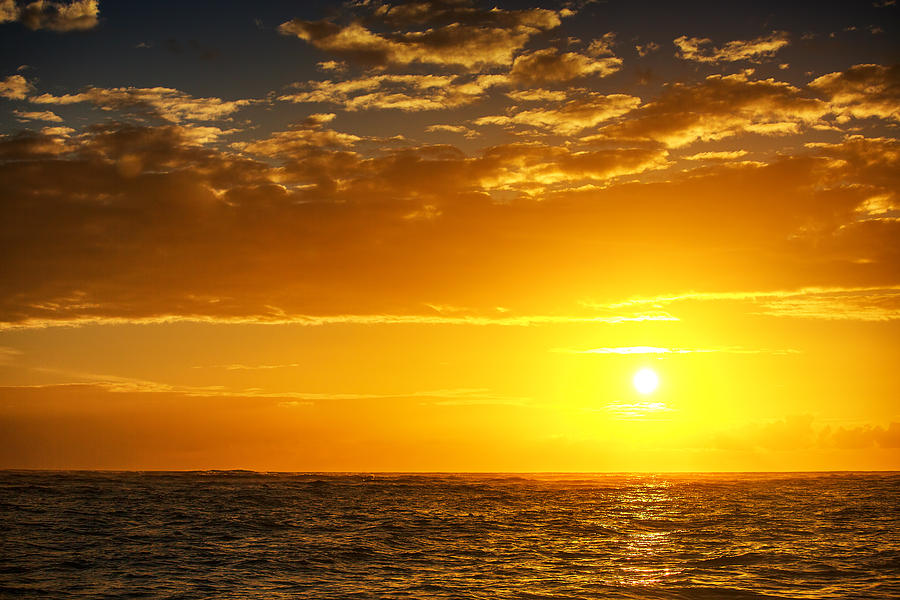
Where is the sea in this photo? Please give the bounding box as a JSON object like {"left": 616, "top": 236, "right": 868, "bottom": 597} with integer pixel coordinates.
{"left": 1, "top": 471, "right": 898, "bottom": 599}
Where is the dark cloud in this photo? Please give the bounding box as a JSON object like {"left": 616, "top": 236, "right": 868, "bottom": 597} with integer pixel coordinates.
{"left": 165, "top": 38, "right": 221, "bottom": 61}
{"left": 2, "top": 0, "right": 98, "bottom": 32}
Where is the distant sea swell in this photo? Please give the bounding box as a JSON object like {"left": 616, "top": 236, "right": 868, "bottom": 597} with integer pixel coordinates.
{"left": 1, "top": 472, "right": 898, "bottom": 599}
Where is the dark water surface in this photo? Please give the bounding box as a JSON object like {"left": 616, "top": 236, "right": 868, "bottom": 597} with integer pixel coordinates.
{"left": 1, "top": 472, "right": 898, "bottom": 599}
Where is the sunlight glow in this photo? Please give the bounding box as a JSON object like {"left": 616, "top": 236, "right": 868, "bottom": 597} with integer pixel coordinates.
{"left": 633, "top": 368, "right": 659, "bottom": 394}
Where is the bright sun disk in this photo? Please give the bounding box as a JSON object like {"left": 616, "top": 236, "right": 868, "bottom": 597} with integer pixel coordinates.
{"left": 633, "top": 368, "right": 659, "bottom": 394}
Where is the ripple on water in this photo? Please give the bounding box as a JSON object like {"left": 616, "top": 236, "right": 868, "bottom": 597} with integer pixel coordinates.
{"left": 0, "top": 471, "right": 898, "bottom": 599}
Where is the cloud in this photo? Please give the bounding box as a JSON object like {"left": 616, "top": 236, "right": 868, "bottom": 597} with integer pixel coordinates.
{"left": 809, "top": 63, "right": 900, "bottom": 122}
{"left": 682, "top": 150, "right": 748, "bottom": 161}
{"left": 13, "top": 109, "right": 63, "bottom": 121}
{"left": 0, "top": 129, "right": 71, "bottom": 157}
{"left": 559, "top": 346, "right": 690, "bottom": 354}
{"left": 0, "top": 312, "right": 679, "bottom": 331}
{"left": 199, "top": 363, "right": 302, "bottom": 371}
{"left": 674, "top": 31, "right": 789, "bottom": 63}
{"left": 754, "top": 287, "right": 900, "bottom": 321}
{"left": 595, "top": 286, "right": 900, "bottom": 322}
{"left": 317, "top": 60, "right": 347, "bottom": 72}
{"left": 605, "top": 400, "right": 673, "bottom": 420}
{"left": 712, "top": 415, "right": 817, "bottom": 451}
{"left": 279, "top": 73, "right": 497, "bottom": 111}
{"left": 709, "top": 416, "right": 900, "bottom": 452}
{"left": 820, "top": 422, "right": 900, "bottom": 450}
{"left": 1, "top": 0, "right": 98, "bottom": 31}
{"left": 586, "top": 32, "right": 617, "bottom": 57}
{"left": 31, "top": 86, "right": 254, "bottom": 123}
{"left": 635, "top": 42, "right": 660, "bottom": 57}
{"left": 475, "top": 93, "right": 641, "bottom": 135}
{"left": 280, "top": 62, "right": 627, "bottom": 112}
{"left": 554, "top": 346, "right": 799, "bottom": 355}
{"left": 232, "top": 120, "right": 364, "bottom": 157}
{"left": 72, "top": 122, "right": 249, "bottom": 169}
{"left": 0, "top": 0, "right": 16, "bottom": 22}
{"left": 804, "top": 135, "right": 899, "bottom": 187}
{"left": 512, "top": 145, "right": 671, "bottom": 183}
{"left": 595, "top": 73, "right": 828, "bottom": 147}
{"left": 40, "top": 125, "right": 74, "bottom": 136}
{"left": 0, "top": 74, "right": 34, "bottom": 99}
{"left": 505, "top": 89, "right": 568, "bottom": 102}
{"left": 424, "top": 123, "right": 478, "bottom": 137}
{"left": 0, "top": 124, "right": 655, "bottom": 325}
{"left": 507, "top": 48, "right": 622, "bottom": 85}
{"left": 268, "top": 138, "right": 670, "bottom": 199}
{"left": 0, "top": 122, "right": 896, "bottom": 328}
{"left": 0, "top": 377, "right": 527, "bottom": 405}
{"left": 235, "top": 131, "right": 358, "bottom": 158}
{"left": 278, "top": 1, "right": 570, "bottom": 71}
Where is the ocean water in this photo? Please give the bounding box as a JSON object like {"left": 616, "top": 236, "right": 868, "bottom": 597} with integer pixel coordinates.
{"left": 1, "top": 472, "right": 898, "bottom": 599}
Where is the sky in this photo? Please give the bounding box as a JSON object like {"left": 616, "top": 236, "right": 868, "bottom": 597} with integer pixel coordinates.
{"left": 0, "top": 0, "right": 898, "bottom": 471}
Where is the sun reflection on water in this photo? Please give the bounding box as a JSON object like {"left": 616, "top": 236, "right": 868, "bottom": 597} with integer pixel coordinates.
{"left": 614, "top": 479, "right": 684, "bottom": 586}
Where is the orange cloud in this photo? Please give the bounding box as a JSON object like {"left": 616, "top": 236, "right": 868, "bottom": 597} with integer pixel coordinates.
{"left": 683, "top": 150, "right": 748, "bottom": 161}
{"left": 232, "top": 121, "right": 364, "bottom": 156}
{"left": 475, "top": 93, "right": 641, "bottom": 135}
{"left": 13, "top": 109, "right": 63, "bottom": 122}
{"left": 505, "top": 89, "right": 568, "bottom": 102}
{"left": 31, "top": 86, "right": 254, "bottom": 123}
{"left": 809, "top": 63, "right": 900, "bottom": 122}
{"left": 424, "top": 124, "right": 478, "bottom": 138}
{"left": 0, "top": 74, "right": 33, "bottom": 99}
{"left": 586, "top": 32, "right": 618, "bottom": 57}
{"left": 507, "top": 48, "right": 622, "bottom": 85}
{"left": 279, "top": 73, "right": 495, "bottom": 111}
{"left": 595, "top": 73, "right": 827, "bottom": 147}
{"left": 674, "top": 31, "right": 789, "bottom": 63}
{"left": 0, "top": 120, "right": 896, "bottom": 327}
{"left": 278, "top": 2, "right": 570, "bottom": 71}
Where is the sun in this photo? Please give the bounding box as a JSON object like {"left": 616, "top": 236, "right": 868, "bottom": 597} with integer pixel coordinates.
{"left": 633, "top": 368, "right": 659, "bottom": 394}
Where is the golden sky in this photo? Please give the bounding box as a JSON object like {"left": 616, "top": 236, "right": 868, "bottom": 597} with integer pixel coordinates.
{"left": 0, "top": 0, "right": 898, "bottom": 471}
